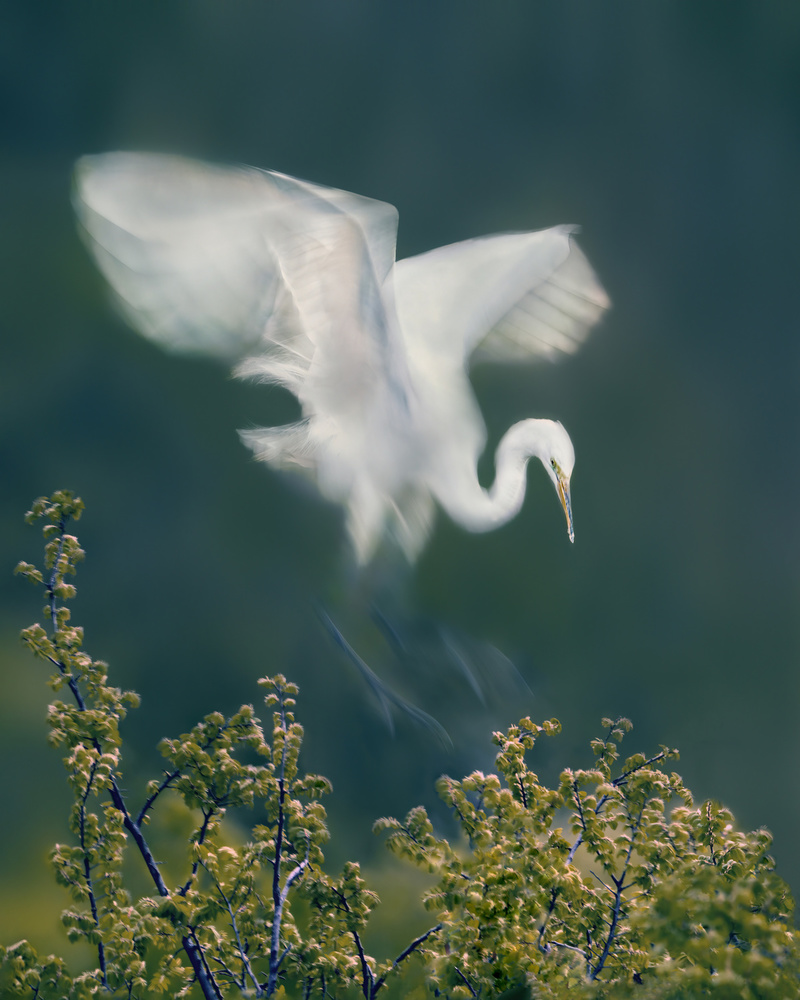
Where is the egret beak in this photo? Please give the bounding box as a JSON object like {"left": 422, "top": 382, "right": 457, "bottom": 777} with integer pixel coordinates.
{"left": 556, "top": 473, "right": 574, "bottom": 543}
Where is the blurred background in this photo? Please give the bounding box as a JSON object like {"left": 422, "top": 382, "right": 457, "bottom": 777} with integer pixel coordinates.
{"left": 1, "top": 0, "right": 799, "bottom": 964}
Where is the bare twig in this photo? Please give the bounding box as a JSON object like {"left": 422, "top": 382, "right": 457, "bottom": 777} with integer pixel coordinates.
{"left": 78, "top": 755, "right": 107, "bottom": 985}
{"left": 136, "top": 767, "right": 182, "bottom": 826}
{"left": 216, "top": 881, "right": 263, "bottom": 996}
{"left": 536, "top": 888, "right": 559, "bottom": 954}
{"left": 706, "top": 802, "right": 718, "bottom": 866}
{"left": 179, "top": 808, "right": 215, "bottom": 897}
{"left": 371, "top": 923, "right": 443, "bottom": 996}
{"left": 351, "top": 928, "right": 374, "bottom": 999}
{"left": 589, "top": 871, "right": 616, "bottom": 894}
{"left": 553, "top": 941, "right": 588, "bottom": 958}
{"left": 455, "top": 966, "right": 479, "bottom": 998}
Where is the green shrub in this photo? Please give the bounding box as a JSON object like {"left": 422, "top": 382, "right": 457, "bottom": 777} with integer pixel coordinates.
{"left": 3, "top": 493, "right": 797, "bottom": 998}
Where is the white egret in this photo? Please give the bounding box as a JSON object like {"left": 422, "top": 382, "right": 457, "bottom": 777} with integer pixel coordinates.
{"left": 73, "top": 152, "right": 609, "bottom": 565}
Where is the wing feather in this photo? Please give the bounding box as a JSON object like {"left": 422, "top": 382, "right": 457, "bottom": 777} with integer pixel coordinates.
{"left": 73, "top": 152, "right": 400, "bottom": 373}
{"left": 392, "top": 225, "right": 609, "bottom": 367}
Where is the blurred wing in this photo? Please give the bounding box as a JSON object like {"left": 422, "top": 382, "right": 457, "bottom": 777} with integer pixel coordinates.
{"left": 73, "top": 152, "right": 400, "bottom": 368}
{"left": 393, "top": 225, "right": 609, "bottom": 366}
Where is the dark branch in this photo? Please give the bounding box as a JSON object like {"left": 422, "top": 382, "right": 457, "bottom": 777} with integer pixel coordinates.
{"left": 371, "top": 923, "right": 443, "bottom": 996}
{"left": 136, "top": 767, "right": 183, "bottom": 826}
{"left": 590, "top": 804, "right": 644, "bottom": 981}
{"left": 179, "top": 808, "right": 215, "bottom": 897}
{"left": 78, "top": 755, "right": 107, "bottom": 985}
{"left": 455, "top": 966, "right": 479, "bottom": 998}
{"left": 536, "top": 888, "right": 559, "bottom": 954}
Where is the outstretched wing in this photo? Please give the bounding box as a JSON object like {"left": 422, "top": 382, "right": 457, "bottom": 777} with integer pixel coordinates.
{"left": 73, "top": 152, "right": 400, "bottom": 373}
{"left": 392, "top": 225, "right": 609, "bottom": 367}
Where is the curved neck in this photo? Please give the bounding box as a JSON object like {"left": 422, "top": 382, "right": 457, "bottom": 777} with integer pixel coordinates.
{"left": 435, "top": 419, "right": 551, "bottom": 533}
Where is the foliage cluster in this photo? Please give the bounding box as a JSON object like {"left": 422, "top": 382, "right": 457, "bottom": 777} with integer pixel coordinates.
{"left": 2, "top": 493, "right": 798, "bottom": 998}
{"left": 381, "top": 722, "right": 798, "bottom": 998}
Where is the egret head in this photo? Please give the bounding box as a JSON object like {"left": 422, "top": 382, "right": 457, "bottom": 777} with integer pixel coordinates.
{"left": 539, "top": 420, "right": 575, "bottom": 543}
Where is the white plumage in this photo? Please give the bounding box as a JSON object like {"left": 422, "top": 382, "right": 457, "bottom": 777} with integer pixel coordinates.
{"left": 74, "top": 152, "right": 609, "bottom": 562}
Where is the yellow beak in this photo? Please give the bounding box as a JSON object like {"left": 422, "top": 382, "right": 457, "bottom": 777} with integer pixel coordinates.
{"left": 556, "top": 474, "right": 574, "bottom": 543}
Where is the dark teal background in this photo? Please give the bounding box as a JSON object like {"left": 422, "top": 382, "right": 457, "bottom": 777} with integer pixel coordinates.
{"left": 1, "top": 1, "right": 799, "bottom": 954}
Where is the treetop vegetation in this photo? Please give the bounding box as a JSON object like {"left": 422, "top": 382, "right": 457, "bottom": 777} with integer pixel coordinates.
{"left": 2, "top": 492, "right": 797, "bottom": 998}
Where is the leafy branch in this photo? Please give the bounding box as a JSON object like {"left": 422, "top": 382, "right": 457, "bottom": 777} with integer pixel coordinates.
{"left": 4, "top": 493, "right": 439, "bottom": 999}
{"left": 3, "top": 492, "right": 799, "bottom": 999}
{"left": 378, "top": 716, "right": 800, "bottom": 997}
